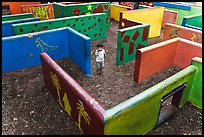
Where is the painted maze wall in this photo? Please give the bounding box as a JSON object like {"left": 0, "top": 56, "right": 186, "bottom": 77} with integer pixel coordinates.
{"left": 2, "top": 17, "right": 41, "bottom": 38}
{"left": 120, "top": 7, "right": 164, "bottom": 38}
{"left": 20, "top": 2, "right": 84, "bottom": 20}
{"left": 163, "top": 23, "right": 202, "bottom": 44}
{"left": 105, "top": 57, "right": 202, "bottom": 134}
{"left": 12, "top": 13, "right": 107, "bottom": 41}
{"left": 110, "top": 4, "right": 132, "bottom": 21}
{"left": 116, "top": 18, "right": 150, "bottom": 65}
{"left": 2, "top": 27, "right": 91, "bottom": 76}
{"left": 2, "top": 13, "right": 34, "bottom": 21}
{"left": 2, "top": 2, "right": 41, "bottom": 14}
{"left": 129, "top": 5, "right": 179, "bottom": 29}
{"left": 162, "top": 10, "right": 178, "bottom": 29}
{"left": 53, "top": 2, "right": 111, "bottom": 28}
{"left": 40, "top": 53, "right": 105, "bottom": 135}
{"left": 181, "top": 14, "right": 202, "bottom": 30}
{"left": 21, "top": 3, "right": 54, "bottom": 20}
{"left": 134, "top": 38, "right": 202, "bottom": 83}
{"left": 154, "top": 2, "right": 202, "bottom": 25}
{"left": 187, "top": 57, "right": 202, "bottom": 109}
{"left": 40, "top": 49, "right": 202, "bottom": 135}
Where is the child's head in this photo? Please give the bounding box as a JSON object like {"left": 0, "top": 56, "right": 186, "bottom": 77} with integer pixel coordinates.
{"left": 97, "top": 43, "right": 103, "bottom": 48}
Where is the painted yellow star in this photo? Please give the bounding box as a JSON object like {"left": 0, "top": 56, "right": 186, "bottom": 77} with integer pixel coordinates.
{"left": 87, "top": 4, "right": 92, "bottom": 10}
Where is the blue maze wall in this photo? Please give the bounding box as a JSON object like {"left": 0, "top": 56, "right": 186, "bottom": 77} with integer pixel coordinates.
{"left": 2, "top": 27, "right": 91, "bottom": 76}
{"left": 66, "top": 28, "right": 91, "bottom": 76}
{"left": 2, "top": 18, "right": 40, "bottom": 37}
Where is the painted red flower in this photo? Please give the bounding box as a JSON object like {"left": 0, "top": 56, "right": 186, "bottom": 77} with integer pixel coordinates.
{"left": 72, "top": 7, "right": 81, "bottom": 16}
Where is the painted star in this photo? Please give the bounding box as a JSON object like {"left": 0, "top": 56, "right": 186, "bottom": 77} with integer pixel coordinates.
{"left": 87, "top": 4, "right": 92, "bottom": 10}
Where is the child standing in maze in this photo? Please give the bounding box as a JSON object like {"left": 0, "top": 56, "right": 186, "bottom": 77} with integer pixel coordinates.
{"left": 95, "top": 43, "right": 106, "bottom": 74}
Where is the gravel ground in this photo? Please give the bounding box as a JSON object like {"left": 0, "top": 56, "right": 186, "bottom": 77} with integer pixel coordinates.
{"left": 2, "top": 19, "right": 202, "bottom": 135}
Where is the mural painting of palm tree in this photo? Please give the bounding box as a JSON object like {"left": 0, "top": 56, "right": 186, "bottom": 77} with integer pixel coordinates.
{"left": 75, "top": 100, "right": 91, "bottom": 133}
{"left": 50, "top": 72, "right": 72, "bottom": 116}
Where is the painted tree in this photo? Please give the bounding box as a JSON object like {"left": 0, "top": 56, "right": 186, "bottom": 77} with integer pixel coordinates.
{"left": 50, "top": 72, "right": 72, "bottom": 116}
{"left": 75, "top": 100, "right": 90, "bottom": 133}
{"left": 50, "top": 72, "right": 62, "bottom": 105}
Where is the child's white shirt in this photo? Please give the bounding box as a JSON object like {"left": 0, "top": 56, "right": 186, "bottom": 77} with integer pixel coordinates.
{"left": 95, "top": 48, "right": 106, "bottom": 62}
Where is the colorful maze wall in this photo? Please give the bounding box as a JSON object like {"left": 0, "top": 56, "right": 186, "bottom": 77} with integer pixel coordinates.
{"left": 2, "top": 1, "right": 202, "bottom": 135}
{"left": 2, "top": 13, "right": 34, "bottom": 21}
{"left": 128, "top": 4, "right": 178, "bottom": 29}
{"left": 53, "top": 2, "right": 111, "bottom": 28}
{"left": 11, "top": 13, "right": 107, "bottom": 41}
{"left": 20, "top": 2, "right": 83, "bottom": 20}
{"left": 2, "top": 2, "right": 41, "bottom": 14}
{"left": 105, "top": 57, "right": 202, "bottom": 135}
{"left": 154, "top": 2, "right": 202, "bottom": 25}
{"left": 2, "top": 27, "right": 91, "bottom": 76}
{"left": 162, "top": 9, "right": 178, "bottom": 28}
{"left": 40, "top": 53, "right": 105, "bottom": 135}
{"left": 163, "top": 23, "right": 202, "bottom": 44}
{"left": 21, "top": 3, "right": 54, "bottom": 20}
{"left": 188, "top": 57, "right": 202, "bottom": 108}
{"left": 110, "top": 4, "right": 132, "bottom": 21}
{"left": 2, "top": 17, "right": 40, "bottom": 37}
{"left": 40, "top": 45, "right": 202, "bottom": 135}
{"left": 181, "top": 14, "right": 202, "bottom": 30}
{"left": 116, "top": 18, "right": 150, "bottom": 65}
{"left": 134, "top": 38, "right": 202, "bottom": 83}
{"left": 120, "top": 7, "right": 164, "bottom": 38}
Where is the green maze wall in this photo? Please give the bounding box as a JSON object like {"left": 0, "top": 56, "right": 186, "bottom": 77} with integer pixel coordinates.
{"left": 12, "top": 13, "right": 107, "bottom": 40}
{"left": 53, "top": 2, "right": 111, "bottom": 28}
{"left": 116, "top": 24, "right": 150, "bottom": 65}
{"left": 2, "top": 13, "right": 34, "bottom": 22}
{"left": 187, "top": 58, "right": 202, "bottom": 109}
{"left": 182, "top": 14, "right": 202, "bottom": 30}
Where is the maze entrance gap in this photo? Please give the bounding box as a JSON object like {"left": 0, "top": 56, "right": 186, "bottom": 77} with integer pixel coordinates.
{"left": 156, "top": 82, "right": 187, "bottom": 126}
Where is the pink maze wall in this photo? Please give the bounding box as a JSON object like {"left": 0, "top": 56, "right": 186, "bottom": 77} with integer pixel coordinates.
{"left": 134, "top": 38, "right": 202, "bottom": 83}
{"left": 163, "top": 23, "right": 202, "bottom": 44}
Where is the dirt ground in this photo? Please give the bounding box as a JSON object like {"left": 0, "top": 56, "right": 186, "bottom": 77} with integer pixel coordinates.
{"left": 2, "top": 19, "right": 202, "bottom": 135}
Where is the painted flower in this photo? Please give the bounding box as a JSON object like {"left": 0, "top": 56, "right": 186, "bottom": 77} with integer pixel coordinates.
{"left": 73, "top": 7, "right": 81, "bottom": 16}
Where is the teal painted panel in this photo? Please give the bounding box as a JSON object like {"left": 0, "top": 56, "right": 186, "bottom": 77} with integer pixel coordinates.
{"left": 12, "top": 13, "right": 107, "bottom": 41}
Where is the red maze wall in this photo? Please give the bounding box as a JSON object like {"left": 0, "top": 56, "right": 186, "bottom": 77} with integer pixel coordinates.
{"left": 40, "top": 53, "right": 105, "bottom": 135}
